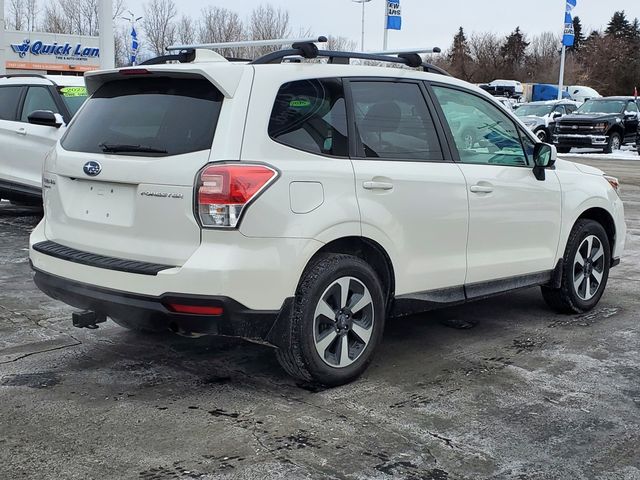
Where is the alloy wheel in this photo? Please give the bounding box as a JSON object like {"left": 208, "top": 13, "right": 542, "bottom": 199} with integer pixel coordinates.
{"left": 573, "top": 235, "right": 605, "bottom": 301}
{"left": 611, "top": 136, "right": 621, "bottom": 151}
{"left": 313, "top": 276, "right": 375, "bottom": 368}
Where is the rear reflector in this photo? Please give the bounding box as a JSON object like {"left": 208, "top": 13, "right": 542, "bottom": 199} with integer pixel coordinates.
{"left": 197, "top": 163, "right": 278, "bottom": 228}
{"left": 166, "top": 304, "right": 224, "bottom": 315}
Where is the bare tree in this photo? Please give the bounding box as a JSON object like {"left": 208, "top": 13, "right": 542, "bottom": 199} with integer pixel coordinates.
{"left": 468, "top": 32, "right": 504, "bottom": 82}
{"left": 142, "top": 0, "right": 177, "bottom": 55}
{"left": 324, "top": 35, "right": 357, "bottom": 52}
{"left": 176, "top": 15, "right": 197, "bottom": 46}
{"left": 25, "top": 0, "right": 40, "bottom": 31}
{"left": 198, "top": 6, "right": 245, "bottom": 58}
{"left": 41, "top": 3, "right": 71, "bottom": 33}
{"left": 524, "top": 32, "right": 560, "bottom": 83}
{"left": 248, "top": 4, "right": 290, "bottom": 57}
{"left": 6, "top": 0, "right": 27, "bottom": 30}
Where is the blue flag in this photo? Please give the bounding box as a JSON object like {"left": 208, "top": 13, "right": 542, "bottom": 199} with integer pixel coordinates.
{"left": 562, "top": 0, "right": 577, "bottom": 47}
{"left": 131, "top": 26, "right": 139, "bottom": 65}
{"left": 386, "top": 0, "right": 401, "bottom": 31}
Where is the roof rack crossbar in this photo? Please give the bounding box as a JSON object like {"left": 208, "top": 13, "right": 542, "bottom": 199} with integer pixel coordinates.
{"left": 166, "top": 36, "right": 328, "bottom": 52}
{"left": 0, "top": 73, "right": 56, "bottom": 85}
{"left": 250, "top": 49, "right": 450, "bottom": 76}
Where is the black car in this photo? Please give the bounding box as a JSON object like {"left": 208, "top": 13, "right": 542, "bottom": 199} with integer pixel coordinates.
{"left": 552, "top": 97, "right": 640, "bottom": 153}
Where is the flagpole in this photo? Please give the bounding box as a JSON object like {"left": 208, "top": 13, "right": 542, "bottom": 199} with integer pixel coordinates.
{"left": 557, "top": 45, "right": 566, "bottom": 100}
{"left": 383, "top": 0, "right": 389, "bottom": 50}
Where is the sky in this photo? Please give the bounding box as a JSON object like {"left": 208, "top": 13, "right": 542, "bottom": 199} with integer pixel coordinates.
{"left": 126, "top": 0, "right": 640, "bottom": 52}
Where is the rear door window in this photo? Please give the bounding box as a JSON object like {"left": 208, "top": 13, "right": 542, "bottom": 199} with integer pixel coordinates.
{"left": 349, "top": 81, "right": 443, "bottom": 161}
{"left": 21, "top": 87, "right": 60, "bottom": 122}
{"left": 268, "top": 78, "right": 349, "bottom": 157}
{"left": 0, "top": 86, "right": 24, "bottom": 120}
{"left": 62, "top": 76, "right": 222, "bottom": 156}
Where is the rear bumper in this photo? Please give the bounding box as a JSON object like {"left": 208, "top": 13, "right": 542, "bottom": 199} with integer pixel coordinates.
{"left": 33, "top": 268, "right": 292, "bottom": 345}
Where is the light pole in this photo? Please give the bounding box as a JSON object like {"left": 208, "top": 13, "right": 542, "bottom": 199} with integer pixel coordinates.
{"left": 98, "top": 0, "right": 115, "bottom": 69}
{"left": 352, "top": 0, "right": 372, "bottom": 52}
{"left": 0, "top": 0, "right": 6, "bottom": 75}
{"left": 121, "top": 11, "right": 142, "bottom": 66}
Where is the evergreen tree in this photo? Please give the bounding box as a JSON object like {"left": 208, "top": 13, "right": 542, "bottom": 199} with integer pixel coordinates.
{"left": 500, "top": 27, "right": 529, "bottom": 77}
{"left": 605, "top": 11, "right": 631, "bottom": 38}
{"left": 447, "top": 27, "right": 474, "bottom": 80}
{"left": 568, "top": 16, "right": 585, "bottom": 51}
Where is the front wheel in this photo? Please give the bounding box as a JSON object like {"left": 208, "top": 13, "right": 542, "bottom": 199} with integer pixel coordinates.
{"left": 534, "top": 128, "right": 548, "bottom": 142}
{"left": 604, "top": 132, "right": 622, "bottom": 154}
{"left": 541, "top": 219, "right": 611, "bottom": 314}
{"left": 276, "top": 254, "right": 386, "bottom": 386}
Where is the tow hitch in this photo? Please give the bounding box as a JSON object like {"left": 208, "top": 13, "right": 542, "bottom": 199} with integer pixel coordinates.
{"left": 72, "top": 310, "right": 107, "bottom": 329}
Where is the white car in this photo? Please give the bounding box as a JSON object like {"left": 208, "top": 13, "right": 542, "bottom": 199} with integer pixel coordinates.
{"left": 0, "top": 74, "right": 87, "bottom": 204}
{"left": 29, "top": 42, "right": 626, "bottom": 386}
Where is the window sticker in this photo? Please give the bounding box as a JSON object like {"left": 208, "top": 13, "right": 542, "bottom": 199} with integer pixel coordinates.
{"left": 289, "top": 97, "right": 311, "bottom": 108}
{"left": 60, "top": 86, "right": 88, "bottom": 97}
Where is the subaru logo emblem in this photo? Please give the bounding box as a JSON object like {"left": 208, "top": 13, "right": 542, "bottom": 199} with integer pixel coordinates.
{"left": 83, "top": 161, "right": 102, "bottom": 177}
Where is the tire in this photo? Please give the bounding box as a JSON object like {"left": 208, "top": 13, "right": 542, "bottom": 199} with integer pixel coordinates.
{"left": 534, "top": 128, "right": 548, "bottom": 142}
{"left": 604, "top": 132, "right": 622, "bottom": 154}
{"left": 541, "top": 219, "right": 611, "bottom": 314}
{"left": 557, "top": 147, "right": 571, "bottom": 154}
{"left": 276, "top": 254, "right": 386, "bottom": 386}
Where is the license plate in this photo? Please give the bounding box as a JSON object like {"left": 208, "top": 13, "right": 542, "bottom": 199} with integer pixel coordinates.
{"left": 66, "top": 180, "right": 135, "bottom": 226}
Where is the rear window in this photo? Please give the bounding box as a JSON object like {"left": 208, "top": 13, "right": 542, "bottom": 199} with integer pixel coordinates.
{"left": 62, "top": 76, "right": 222, "bottom": 156}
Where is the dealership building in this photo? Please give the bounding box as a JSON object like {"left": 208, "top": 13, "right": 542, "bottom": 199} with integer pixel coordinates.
{"left": 0, "top": 0, "right": 114, "bottom": 75}
{"left": 2, "top": 30, "right": 100, "bottom": 75}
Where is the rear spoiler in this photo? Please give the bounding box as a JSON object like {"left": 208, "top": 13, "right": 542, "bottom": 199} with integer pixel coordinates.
{"left": 83, "top": 62, "right": 246, "bottom": 98}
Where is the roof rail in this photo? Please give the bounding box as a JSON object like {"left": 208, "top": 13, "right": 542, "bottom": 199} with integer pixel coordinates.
{"left": 0, "top": 73, "right": 57, "bottom": 85}
{"left": 166, "top": 36, "right": 328, "bottom": 52}
{"left": 251, "top": 47, "right": 450, "bottom": 75}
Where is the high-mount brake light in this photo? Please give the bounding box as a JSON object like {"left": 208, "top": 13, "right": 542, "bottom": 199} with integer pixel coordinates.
{"left": 119, "top": 68, "right": 151, "bottom": 75}
{"left": 197, "top": 164, "right": 278, "bottom": 228}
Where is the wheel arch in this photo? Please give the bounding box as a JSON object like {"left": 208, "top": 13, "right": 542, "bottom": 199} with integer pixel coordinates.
{"left": 310, "top": 236, "right": 396, "bottom": 309}
{"left": 576, "top": 207, "right": 616, "bottom": 257}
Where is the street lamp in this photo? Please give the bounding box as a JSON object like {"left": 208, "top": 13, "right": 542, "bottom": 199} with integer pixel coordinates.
{"left": 352, "top": 0, "right": 372, "bottom": 52}
{"left": 120, "top": 11, "right": 143, "bottom": 66}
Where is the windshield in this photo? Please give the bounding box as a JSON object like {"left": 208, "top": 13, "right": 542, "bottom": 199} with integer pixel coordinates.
{"left": 57, "top": 86, "right": 88, "bottom": 116}
{"left": 62, "top": 76, "right": 222, "bottom": 156}
{"left": 515, "top": 104, "right": 554, "bottom": 117}
{"left": 577, "top": 100, "right": 626, "bottom": 115}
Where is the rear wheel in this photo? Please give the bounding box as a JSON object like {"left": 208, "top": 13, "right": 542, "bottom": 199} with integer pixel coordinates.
{"left": 541, "top": 219, "right": 611, "bottom": 314}
{"left": 276, "top": 254, "right": 386, "bottom": 386}
{"left": 604, "top": 132, "right": 622, "bottom": 154}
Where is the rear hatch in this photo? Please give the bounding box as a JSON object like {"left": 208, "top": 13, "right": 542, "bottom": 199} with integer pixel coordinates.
{"left": 43, "top": 66, "right": 248, "bottom": 266}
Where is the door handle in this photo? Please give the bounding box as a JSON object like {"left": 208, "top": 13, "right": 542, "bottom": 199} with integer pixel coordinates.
{"left": 363, "top": 181, "right": 393, "bottom": 191}
{"left": 470, "top": 184, "right": 494, "bottom": 194}
{"left": 15, "top": 128, "right": 27, "bottom": 136}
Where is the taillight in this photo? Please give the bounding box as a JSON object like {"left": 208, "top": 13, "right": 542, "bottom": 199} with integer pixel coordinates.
{"left": 196, "top": 163, "right": 278, "bottom": 228}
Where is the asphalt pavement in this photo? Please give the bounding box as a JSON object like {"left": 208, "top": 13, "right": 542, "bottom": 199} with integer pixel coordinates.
{"left": 1, "top": 157, "right": 639, "bottom": 479}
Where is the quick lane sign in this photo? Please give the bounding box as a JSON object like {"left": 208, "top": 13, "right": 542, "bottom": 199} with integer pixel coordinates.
{"left": 10, "top": 39, "right": 100, "bottom": 61}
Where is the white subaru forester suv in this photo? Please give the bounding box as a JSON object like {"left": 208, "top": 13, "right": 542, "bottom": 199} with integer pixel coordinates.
{"left": 29, "top": 41, "right": 626, "bottom": 386}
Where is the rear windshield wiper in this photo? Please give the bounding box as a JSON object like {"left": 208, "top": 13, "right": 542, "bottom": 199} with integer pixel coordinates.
{"left": 99, "top": 143, "right": 168, "bottom": 154}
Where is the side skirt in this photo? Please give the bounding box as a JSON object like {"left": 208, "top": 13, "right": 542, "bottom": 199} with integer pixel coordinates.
{"left": 392, "top": 269, "right": 554, "bottom": 318}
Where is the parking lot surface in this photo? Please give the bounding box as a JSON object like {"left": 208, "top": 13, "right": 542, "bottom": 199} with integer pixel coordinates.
{"left": 1, "top": 158, "right": 639, "bottom": 480}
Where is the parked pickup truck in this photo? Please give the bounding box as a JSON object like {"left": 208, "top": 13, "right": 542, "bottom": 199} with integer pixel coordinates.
{"left": 552, "top": 97, "right": 640, "bottom": 153}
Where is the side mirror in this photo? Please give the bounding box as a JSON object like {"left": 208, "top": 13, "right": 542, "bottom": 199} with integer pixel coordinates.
{"left": 551, "top": 111, "right": 562, "bottom": 119}
{"left": 27, "top": 110, "right": 63, "bottom": 128}
{"left": 532, "top": 143, "right": 557, "bottom": 181}
{"left": 624, "top": 112, "right": 638, "bottom": 120}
